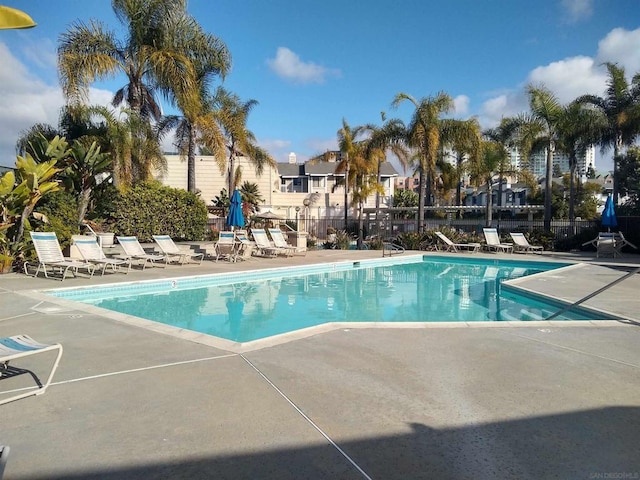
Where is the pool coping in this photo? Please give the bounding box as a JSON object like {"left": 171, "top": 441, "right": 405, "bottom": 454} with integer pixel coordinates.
{"left": 24, "top": 256, "right": 636, "bottom": 353}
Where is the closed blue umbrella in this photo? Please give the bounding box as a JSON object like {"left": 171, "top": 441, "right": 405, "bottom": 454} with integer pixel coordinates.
{"left": 601, "top": 195, "right": 617, "bottom": 232}
{"left": 226, "top": 189, "right": 245, "bottom": 228}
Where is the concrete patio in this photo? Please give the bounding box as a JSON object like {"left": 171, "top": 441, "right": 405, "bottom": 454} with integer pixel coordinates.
{"left": 1, "top": 249, "right": 639, "bottom": 479}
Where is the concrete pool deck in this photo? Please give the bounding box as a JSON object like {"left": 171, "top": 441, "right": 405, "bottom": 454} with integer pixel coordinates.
{"left": 1, "top": 249, "right": 639, "bottom": 479}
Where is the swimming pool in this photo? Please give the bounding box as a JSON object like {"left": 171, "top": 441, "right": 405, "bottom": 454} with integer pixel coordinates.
{"left": 46, "top": 256, "right": 614, "bottom": 343}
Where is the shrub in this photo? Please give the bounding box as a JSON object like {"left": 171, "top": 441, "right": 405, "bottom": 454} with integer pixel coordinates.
{"left": 335, "top": 229, "right": 353, "bottom": 249}
{"left": 366, "top": 237, "right": 385, "bottom": 250}
{"left": 109, "top": 183, "right": 208, "bottom": 241}
{"left": 395, "top": 232, "right": 429, "bottom": 250}
{"left": 34, "top": 191, "right": 80, "bottom": 251}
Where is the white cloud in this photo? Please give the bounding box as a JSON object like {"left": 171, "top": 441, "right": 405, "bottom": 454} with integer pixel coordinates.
{"left": 258, "top": 138, "right": 292, "bottom": 162}
{"left": 478, "top": 27, "right": 640, "bottom": 130}
{"left": 560, "top": 0, "right": 593, "bottom": 23}
{"left": 266, "top": 47, "right": 341, "bottom": 85}
{"left": 479, "top": 91, "right": 528, "bottom": 128}
{"left": 305, "top": 137, "right": 337, "bottom": 156}
{"left": 526, "top": 56, "right": 607, "bottom": 102}
{"left": 0, "top": 42, "right": 113, "bottom": 167}
{"left": 596, "top": 27, "right": 640, "bottom": 75}
{"left": 452, "top": 95, "right": 470, "bottom": 116}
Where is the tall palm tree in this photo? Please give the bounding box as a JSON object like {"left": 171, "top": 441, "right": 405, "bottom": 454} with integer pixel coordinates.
{"left": 441, "top": 117, "right": 482, "bottom": 210}
{"left": 391, "top": 92, "right": 454, "bottom": 231}
{"left": 57, "top": 0, "right": 194, "bottom": 119}
{"left": 576, "top": 63, "right": 640, "bottom": 204}
{"left": 483, "top": 118, "right": 520, "bottom": 219}
{"left": 556, "top": 101, "right": 606, "bottom": 221}
{"left": 214, "top": 88, "right": 276, "bottom": 195}
{"left": 363, "top": 113, "right": 409, "bottom": 236}
{"left": 157, "top": 15, "right": 231, "bottom": 193}
{"left": 468, "top": 140, "right": 508, "bottom": 227}
{"left": 510, "top": 85, "right": 564, "bottom": 231}
{"left": 334, "top": 119, "right": 367, "bottom": 231}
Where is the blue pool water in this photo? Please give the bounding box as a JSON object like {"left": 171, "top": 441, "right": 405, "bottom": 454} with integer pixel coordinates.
{"left": 48, "top": 256, "right": 612, "bottom": 342}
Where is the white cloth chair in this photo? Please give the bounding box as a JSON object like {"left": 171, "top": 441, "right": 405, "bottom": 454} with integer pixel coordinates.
{"left": 234, "top": 230, "right": 256, "bottom": 259}
{"left": 482, "top": 228, "right": 513, "bottom": 253}
{"left": 73, "top": 236, "right": 132, "bottom": 274}
{"left": 250, "top": 229, "right": 279, "bottom": 257}
{"left": 509, "top": 232, "right": 543, "bottom": 254}
{"left": 152, "top": 235, "right": 204, "bottom": 265}
{"left": 116, "top": 236, "right": 166, "bottom": 269}
{"left": 435, "top": 231, "right": 480, "bottom": 253}
{"left": 26, "top": 231, "right": 95, "bottom": 280}
{"left": 213, "top": 231, "right": 238, "bottom": 262}
{"left": 267, "top": 228, "right": 297, "bottom": 256}
{"left": 0, "top": 335, "right": 63, "bottom": 406}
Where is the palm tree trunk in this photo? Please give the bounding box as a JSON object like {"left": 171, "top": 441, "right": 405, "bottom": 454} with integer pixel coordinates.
{"left": 544, "top": 143, "right": 554, "bottom": 231}
{"left": 486, "top": 182, "right": 493, "bottom": 227}
{"left": 77, "top": 188, "right": 92, "bottom": 225}
{"left": 344, "top": 153, "right": 349, "bottom": 231}
{"left": 456, "top": 153, "right": 463, "bottom": 218}
{"left": 417, "top": 169, "right": 426, "bottom": 232}
{"left": 374, "top": 158, "right": 381, "bottom": 237}
{"left": 227, "top": 150, "right": 235, "bottom": 194}
{"left": 358, "top": 201, "right": 364, "bottom": 249}
{"left": 187, "top": 126, "right": 197, "bottom": 193}
{"left": 613, "top": 136, "right": 622, "bottom": 205}
{"left": 568, "top": 161, "right": 576, "bottom": 222}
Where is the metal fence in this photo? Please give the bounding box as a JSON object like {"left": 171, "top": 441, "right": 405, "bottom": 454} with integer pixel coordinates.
{"left": 209, "top": 214, "right": 640, "bottom": 247}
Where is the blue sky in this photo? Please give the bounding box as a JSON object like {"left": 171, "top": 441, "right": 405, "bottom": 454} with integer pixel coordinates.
{"left": 1, "top": 0, "right": 639, "bottom": 171}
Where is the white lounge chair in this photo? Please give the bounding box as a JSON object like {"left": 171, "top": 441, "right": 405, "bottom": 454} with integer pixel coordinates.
{"left": 250, "top": 229, "right": 279, "bottom": 257}
{"left": 234, "top": 230, "right": 256, "bottom": 259}
{"left": 152, "top": 235, "right": 204, "bottom": 265}
{"left": 582, "top": 232, "right": 637, "bottom": 258}
{"left": 0, "top": 335, "right": 63, "bottom": 406}
{"left": 116, "top": 236, "right": 166, "bottom": 269}
{"left": 213, "top": 231, "right": 238, "bottom": 262}
{"left": 26, "top": 231, "right": 95, "bottom": 280}
{"left": 267, "top": 228, "right": 297, "bottom": 256}
{"left": 509, "top": 232, "right": 543, "bottom": 254}
{"left": 73, "top": 236, "right": 132, "bottom": 275}
{"left": 0, "top": 445, "right": 9, "bottom": 480}
{"left": 435, "top": 231, "right": 480, "bottom": 253}
{"left": 482, "top": 228, "right": 513, "bottom": 253}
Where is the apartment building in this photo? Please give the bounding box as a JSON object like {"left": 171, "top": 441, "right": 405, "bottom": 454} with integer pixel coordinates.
{"left": 156, "top": 152, "right": 399, "bottom": 220}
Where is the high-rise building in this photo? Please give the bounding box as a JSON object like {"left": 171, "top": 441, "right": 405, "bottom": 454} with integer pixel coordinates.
{"left": 508, "top": 145, "right": 596, "bottom": 178}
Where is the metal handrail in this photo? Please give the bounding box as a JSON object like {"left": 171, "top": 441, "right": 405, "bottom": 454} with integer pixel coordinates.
{"left": 545, "top": 266, "right": 640, "bottom": 320}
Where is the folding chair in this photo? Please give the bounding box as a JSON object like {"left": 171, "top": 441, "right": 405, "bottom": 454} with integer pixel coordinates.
{"left": 26, "top": 232, "right": 95, "bottom": 280}
{"left": 0, "top": 335, "right": 63, "bottom": 406}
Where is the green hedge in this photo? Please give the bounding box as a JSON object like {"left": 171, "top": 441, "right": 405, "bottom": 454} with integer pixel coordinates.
{"left": 35, "top": 190, "right": 80, "bottom": 251}
{"left": 106, "top": 183, "right": 208, "bottom": 241}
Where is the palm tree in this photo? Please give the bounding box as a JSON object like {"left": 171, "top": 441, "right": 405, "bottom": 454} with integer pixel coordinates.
{"left": 576, "top": 63, "right": 640, "bottom": 204}
{"left": 157, "top": 16, "right": 231, "bottom": 193}
{"left": 468, "top": 140, "right": 508, "bottom": 227}
{"left": 57, "top": 0, "right": 194, "bottom": 119}
{"left": 90, "top": 106, "right": 165, "bottom": 188}
{"left": 556, "top": 101, "right": 606, "bottom": 221}
{"left": 363, "top": 113, "right": 409, "bottom": 236}
{"left": 214, "top": 88, "right": 276, "bottom": 195}
{"left": 239, "top": 181, "right": 263, "bottom": 217}
{"left": 64, "top": 141, "right": 112, "bottom": 224}
{"left": 334, "top": 119, "right": 367, "bottom": 232}
{"left": 391, "top": 92, "right": 454, "bottom": 231}
{"left": 441, "top": 117, "right": 482, "bottom": 212}
{"left": 509, "top": 85, "right": 564, "bottom": 231}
